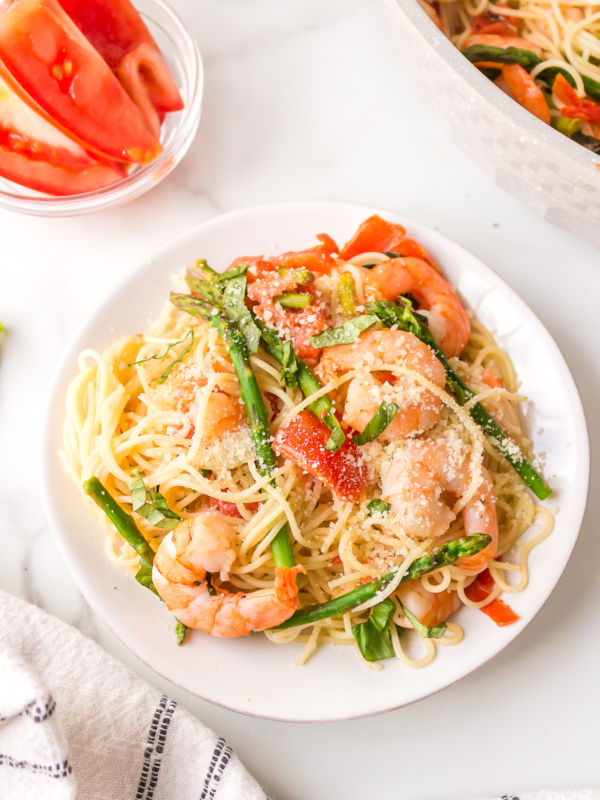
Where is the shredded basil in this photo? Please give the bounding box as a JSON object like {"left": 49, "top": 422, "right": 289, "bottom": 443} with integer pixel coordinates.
{"left": 324, "top": 411, "right": 346, "bottom": 452}
{"left": 400, "top": 602, "right": 447, "bottom": 639}
{"left": 129, "top": 469, "right": 181, "bottom": 531}
{"left": 199, "top": 468, "right": 212, "bottom": 478}
{"left": 213, "top": 263, "right": 248, "bottom": 284}
{"left": 128, "top": 328, "right": 194, "bottom": 386}
{"left": 353, "top": 401, "right": 399, "bottom": 446}
{"left": 352, "top": 599, "right": 396, "bottom": 661}
{"left": 310, "top": 314, "right": 379, "bottom": 348}
{"left": 367, "top": 499, "right": 391, "bottom": 516}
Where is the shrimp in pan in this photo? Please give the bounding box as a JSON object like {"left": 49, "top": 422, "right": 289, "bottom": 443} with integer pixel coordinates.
{"left": 152, "top": 511, "right": 304, "bottom": 637}
{"left": 364, "top": 257, "right": 470, "bottom": 358}
{"left": 381, "top": 438, "right": 499, "bottom": 571}
{"left": 316, "top": 329, "right": 446, "bottom": 441}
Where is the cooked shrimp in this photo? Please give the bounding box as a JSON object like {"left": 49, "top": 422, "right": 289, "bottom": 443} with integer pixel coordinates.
{"left": 152, "top": 355, "right": 245, "bottom": 442}
{"left": 153, "top": 511, "right": 304, "bottom": 637}
{"left": 364, "top": 257, "right": 470, "bottom": 357}
{"left": 497, "top": 64, "right": 551, "bottom": 123}
{"left": 381, "top": 438, "right": 498, "bottom": 570}
{"left": 395, "top": 580, "right": 461, "bottom": 628}
{"left": 316, "top": 330, "right": 446, "bottom": 441}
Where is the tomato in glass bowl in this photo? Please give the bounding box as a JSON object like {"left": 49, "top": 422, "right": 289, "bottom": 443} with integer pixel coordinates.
{"left": 0, "top": 0, "right": 202, "bottom": 216}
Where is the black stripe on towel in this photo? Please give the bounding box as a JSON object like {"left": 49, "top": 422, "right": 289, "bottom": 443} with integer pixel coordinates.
{"left": 136, "top": 696, "right": 167, "bottom": 800}
{"left": 0, "top": 754, "right": 72, "bottom": 778}
{"left": 199, "top": 738, "right": 232, "bottom": 800}
{"left": 146, "top": 699, "right": 177, "bottom": 800}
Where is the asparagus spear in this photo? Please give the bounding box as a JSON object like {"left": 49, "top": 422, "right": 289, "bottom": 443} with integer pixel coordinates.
{"left": 365, "top": 299, "right": 552, "bottom": 501}
{"left": 273, "top": 533, "right": 491, "bottom": 630}
{"left": 84, "top": 476, "right": 157, "bottom": 591}
{"left": 84, "top": 477, "right": 188, "bottom": 643}
{"left": 170, "top": 291, "right": 295, "bottom": 568}
{"left": 253, "top": 317, "right": 346, "bottom": 450}
{"left": 461, "top": 44, "right": 600, "bottom": 102}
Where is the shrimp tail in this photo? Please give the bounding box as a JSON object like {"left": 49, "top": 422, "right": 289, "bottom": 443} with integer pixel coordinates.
{"left": 275, "top": 564, "right": 306, "bottom": 602}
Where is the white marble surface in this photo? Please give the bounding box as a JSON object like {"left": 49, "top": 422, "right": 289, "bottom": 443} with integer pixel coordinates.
{"left": 1, "top": 1, "right": 599, "bottom": 798}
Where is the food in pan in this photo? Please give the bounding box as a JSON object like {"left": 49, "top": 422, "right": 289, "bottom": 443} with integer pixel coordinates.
{"left": 422, "top": 0, "right": 600, "bottom": 152}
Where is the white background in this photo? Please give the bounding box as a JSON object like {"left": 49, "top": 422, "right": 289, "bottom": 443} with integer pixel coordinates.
{"left": 0, "top": 1, "right": 599, "bottom": 798}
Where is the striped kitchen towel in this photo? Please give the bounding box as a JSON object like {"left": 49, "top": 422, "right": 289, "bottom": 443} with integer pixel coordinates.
{"left": 477, "top": 793, "right": 600, "bottom": 799}
{"left": 0, "top": 590, "right": 267, "bottom": 800}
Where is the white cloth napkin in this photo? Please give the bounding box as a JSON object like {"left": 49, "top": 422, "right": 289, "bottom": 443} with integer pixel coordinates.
{"left": 0, "top": 589, "right": 267, "bottom": 800}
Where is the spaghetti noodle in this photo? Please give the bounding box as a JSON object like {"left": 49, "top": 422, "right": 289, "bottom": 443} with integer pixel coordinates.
{"left": 61, "top": 215, "right": 553, "bottom": 668}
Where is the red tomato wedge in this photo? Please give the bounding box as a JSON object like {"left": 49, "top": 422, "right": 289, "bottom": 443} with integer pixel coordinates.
{"left": 0, "top": 0, "right": 162, "bottom": 164}
{"left": 465, "top": 569, "right": 520, "bottom": 627}
{"left": 118, "top": 43, "right": 183, "bottom": 138}
{"left": 57, "top": 0, "right": 183, "bottom": 136}
{"left": 340, "top": 214, "right": 438, "bottom": 268}
{"left": 552, "top": 74, "right": 600, "bottom": 122}
{"left": 273, "top": 410, "right": 369, "bottom": 503}
{"left": 234, "top": 234, "right": 340, "bottom": 282}
{"left": 57, "top": 0, "right": 157, "bottom": 70}
{"left": 0, "top": 73, "right": 126, "bottom": 195}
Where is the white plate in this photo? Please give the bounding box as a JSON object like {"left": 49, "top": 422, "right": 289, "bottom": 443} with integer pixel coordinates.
{"left": 40, "top": 200, "right": 589, "bottom": 721}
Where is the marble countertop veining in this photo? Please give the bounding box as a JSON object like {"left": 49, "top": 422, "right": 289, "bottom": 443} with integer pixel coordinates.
{"left": 1, "top": 1, "right": 599, "bottom": 799}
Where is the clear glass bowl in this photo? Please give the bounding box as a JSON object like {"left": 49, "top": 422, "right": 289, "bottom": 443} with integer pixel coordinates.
{"left": 0, "top": 0, "right": 203, "bottom": 216}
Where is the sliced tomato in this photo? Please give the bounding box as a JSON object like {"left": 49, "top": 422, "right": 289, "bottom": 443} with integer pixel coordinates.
{"left": 0, "top": 0, "right": 162, "bottom": 164}
{"left": 465, "top": 569, "right": 520, "bottom": 627}
{"left": 57, "top": 0, "right": 183, "bottom": 135}
{"left": 57, "top": 0, "right": 158, "bottom": 70}
{"left": 118, "top": 43, "right": 183, "bottom": 137}
{"left": 273, "top": 410, "right": 369, "bottom": 503}
{"left": 0, "top": 73, "right": 126, "bottom": 195}
{"left": 247, "top": 270, "right": 329, "bottom": 364}
{"left": 269, "top": 233, "right": 339, "bottom": 274}
{"left": 552, "top": 74, "right": 600, "bottom": 123}
{"left": 339, "top": 215, "right": 438, "bottom": 268}
{"left": 208, "top": 494, "right": 259, "bottom": 519}
{"left": 238, "top": 233, "right": 339, "bottom": 282}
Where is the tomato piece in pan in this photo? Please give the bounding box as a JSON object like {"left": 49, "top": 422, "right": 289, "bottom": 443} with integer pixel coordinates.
{"left": 0, "top": 73, "right": 126, "bottom": 195}
{"left": 274, "top": 410, "right": 369, "bottom": 503}
{"left": 0, "top": 0, "right": 162, "bottom": 164}
{"left": 552, "top": 74, "right": 600, "bottom": 123}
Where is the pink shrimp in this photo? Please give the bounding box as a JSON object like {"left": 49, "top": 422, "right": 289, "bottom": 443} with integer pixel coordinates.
{"left": 380, "top": 438, "right": 498, "bottom": 571}
{"left": 497, "top": 64, "right": 551, "bottom": 123}
{"left": 153, "top": 511, "right": 304, "bottom": 637}
{"left": 395, "top": 580, "right": 461, "bottom": 628}
{"left": 364, "top": 257, "right": 470, "bottom": 358}
{"left": 152, "top": 352, "right": 245, "bottom": 442}
{"left": 316, "top": 329, "right": 446, "bottom": 441}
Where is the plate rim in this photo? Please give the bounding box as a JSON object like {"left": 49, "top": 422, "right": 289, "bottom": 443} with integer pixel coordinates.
{"left": 39, "top": 199, "right": 590, "bottom": 721}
